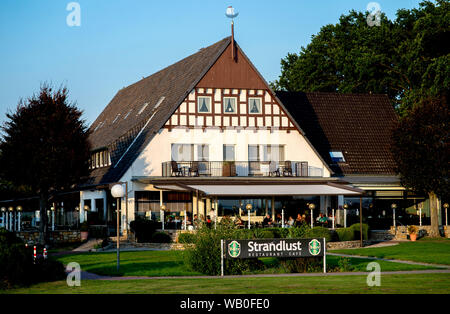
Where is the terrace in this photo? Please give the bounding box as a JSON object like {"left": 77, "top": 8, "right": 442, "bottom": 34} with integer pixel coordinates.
{"left": 162, "top": 161, "right": 324, "bottom": 177}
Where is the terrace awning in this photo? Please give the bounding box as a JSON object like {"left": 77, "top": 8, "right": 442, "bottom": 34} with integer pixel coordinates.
{"left": 186, "top": 183, "right": 362, "bottom": 196}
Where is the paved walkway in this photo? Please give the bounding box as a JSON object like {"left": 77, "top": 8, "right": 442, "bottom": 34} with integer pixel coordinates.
{"left": 76, "top": 269, "right": 450, "bottom": 281}
{"left": 327, "top": 252, "right": 450, "bottom": 269}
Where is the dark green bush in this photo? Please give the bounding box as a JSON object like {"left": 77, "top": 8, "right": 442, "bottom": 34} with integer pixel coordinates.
{"left": 177, "top": 232, "right": 196, "bottom": 244}
{"left": 336, "top": 223, "right": 369, "bottom": 241}
{"left": 130, "top": 218, "right": 159, "bottom": 243}
{"left": 279, "top": 257, "right": 323, "bottom": 273}
{"left": 287, "top": 223, "right": 310, "bottom": 238}
{"left": 151, "top": 232, "right": 172, "bottom": 243}
{"left": 183, "top": 220, "right": 263, "bottom": 275}
{"left": 304, "top": 226, "right": 332, "bottom": 242}
{"left": 0, "top": 229, "right": 65, "bottom": 289}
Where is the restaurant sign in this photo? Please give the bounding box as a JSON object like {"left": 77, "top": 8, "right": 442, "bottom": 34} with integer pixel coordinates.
{"left": 224, "top": 238, "right": 325, "bottom": 259}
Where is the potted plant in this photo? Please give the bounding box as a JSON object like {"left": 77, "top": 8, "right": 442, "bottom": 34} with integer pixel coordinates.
{"left": 407, "top": 225, "right": 418, "bottom": 241}
{"left": 80, "top": 221, "right": 89, "bottom": 241}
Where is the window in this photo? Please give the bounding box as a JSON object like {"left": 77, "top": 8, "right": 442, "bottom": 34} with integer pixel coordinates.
{"left": 248, "top": 98, "right": 262, "bottom": 114}
{"left": 263, "top": 145, "right": 285, "bottom": 162}
{"left": 197, "top": 96, "right": 211, "bottom": 113}
{"left": 197, "top": 144, "right": 209, "bottom": 161}
{"left": 223, "top": 97, "right": 237, "bottom": 114}
{"left": 248, "top": 145, "right": 260, "bottom": 161}
{"left": 223, "top": 145, "right": 235, "bottom": 161}
{"left": 171, "top": 144, "right": 194, "bottom": 161}
{"left": 329, "top": 151, "right": 345, "bottom": 163}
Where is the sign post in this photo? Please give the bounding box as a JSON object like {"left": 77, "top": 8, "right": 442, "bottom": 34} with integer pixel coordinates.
{"left": 222, "top": 237, "right": 327, "bottom": 275}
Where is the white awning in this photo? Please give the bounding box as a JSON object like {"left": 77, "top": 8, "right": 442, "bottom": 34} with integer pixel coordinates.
{"left": 187, "top": 184, "right": 362, "bottom": 196}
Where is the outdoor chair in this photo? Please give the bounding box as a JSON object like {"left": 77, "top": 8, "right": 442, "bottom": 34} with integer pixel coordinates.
{"left": 282, "top": 160, "right": 293, "bottom": 176}
{"left": 189, "top": 161, "right": 199, "bottom": 177}
{"left": 171, "top": 161, "right": 183, "bottom": 177}
{"left": 269, "top": 161, "right": 281, "bottom": 177}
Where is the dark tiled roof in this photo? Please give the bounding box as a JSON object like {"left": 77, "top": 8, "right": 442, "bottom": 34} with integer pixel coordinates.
{"left": 276, "top": 91, "right": 398, "bottom": 176}
{"left": 84, "top": 37, "right": 232, "bottom": 185}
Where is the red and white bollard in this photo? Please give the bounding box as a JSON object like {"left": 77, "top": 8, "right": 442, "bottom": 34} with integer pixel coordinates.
{"left": 33, "top": 246, "right": 37, "bottom": 263}
{"left": 43, "top": 247, "right": 47, "bottom": 260}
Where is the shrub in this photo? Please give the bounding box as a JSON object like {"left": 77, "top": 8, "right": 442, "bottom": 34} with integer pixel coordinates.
{"left": 177, "top": 232, "right": 196, "bottom": 244}
{"left": 0, "top": 229, "right": 65, "bottom": 289}
{"left": 336, "top": 228, "right": 355, "bottom": 241}
{"left": 183, "top": 221, "right": 263, "bottom": 276}
{"left": 349, "top": 223, "right": 369, "bottom": 240}
{"left": 279, "top": 257, "right": 323, "bottom": 273}
{"left": 287, "top": 223, "right": 310, "bottom": 238}
{"left": 151, "top": 232, "right": 172, "bottom": 243}
{"left": 304, "top": 226, "right": 332, "bottom": 242}
{"left": 130, "top": 218, "right": 159, "bottom": 243}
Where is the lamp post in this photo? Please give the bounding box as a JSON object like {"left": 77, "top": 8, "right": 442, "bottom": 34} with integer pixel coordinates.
{"left": 246, "top": 203, "right": 252, "bottom": 230}
{"left": 343, "top": 204, "right": 348, "bottom": 228}
{"left": 418, "top": 203, "right": 423, "bottom": 226}
{"left": 332, "top": 208, "right": 335, "bottom": 229}
{"left": 111, "top": 183, "right": 125, "bottom": 272}
{"left": 8, "top": 207, "right": 14, "bottom": 232}
{"left": 309, "top": 203, "right": 315, "bottom": 228}
{"left": 1, "top": 207, "right": 6, "bottom": 230}
{"left": 75, "top": 206, "right": 80, "bottom": 229}
{"left": 50, "top": 204, "right": 55, "bottom": 231}
{"left": 160, "top": 204, "right": 166, "bottom": 231}
{"left": 281, "top": 207, "right": 285, "bottom": 228}
{"left": 391, "top": 203, "right": 397, "bottom": 228}
{"left": 444, "top": 203, "right": 449, "bottom": 227}
{"left": 16, "top": 206, "right": 22, "bottom": 232}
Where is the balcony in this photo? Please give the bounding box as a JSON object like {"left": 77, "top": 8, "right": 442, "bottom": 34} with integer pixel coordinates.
{"left": 162, "top": 161, "right": 323, "bottom": 178}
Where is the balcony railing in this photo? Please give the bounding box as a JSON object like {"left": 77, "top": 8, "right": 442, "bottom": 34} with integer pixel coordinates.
{"left": 162, "top": 161, "right": 323, "bottom": 177}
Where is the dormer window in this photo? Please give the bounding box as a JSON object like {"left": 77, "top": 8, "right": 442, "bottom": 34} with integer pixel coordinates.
{"left": 248, "top": 98, "right": 262, "bottom": 114}
{"left": 197, "top": 96, "right": 211, "bottom": 113}
{"left": 223, "top": 97, "right": 237, "bottom": 114}
{"left": 329, "top": 151, "right": 345, "bottom": 163}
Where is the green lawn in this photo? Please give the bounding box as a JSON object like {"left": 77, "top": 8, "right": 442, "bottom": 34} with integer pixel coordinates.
{"left": 52, "top": 249, "right": 438, "bottom": 278}
{"left": 331, "top": 239, "right": 450, "bottom": 265}
{"left": 5, "top": 273, "right": 450, "bottom": 294}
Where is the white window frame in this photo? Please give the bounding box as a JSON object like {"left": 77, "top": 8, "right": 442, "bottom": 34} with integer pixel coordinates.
{"left": 248, "top": 97, "right": 262, "bottom": 114}
{"left": 197, "top": 96, "right": 212, "bottom": 113}
{"left": 223, "top": 97, "right": 237, "bottom": 114}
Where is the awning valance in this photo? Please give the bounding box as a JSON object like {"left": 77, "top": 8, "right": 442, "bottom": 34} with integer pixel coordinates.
{"left": 187, "top": 183, "right": 362, "bottom": 196}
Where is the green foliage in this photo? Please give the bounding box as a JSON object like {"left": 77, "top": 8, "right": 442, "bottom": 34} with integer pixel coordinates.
{"left": 279, "top": 257, "right": 323, "bottom": 273}
{"left": 287, "top": 223, "right": 310, "bottom": 238}
{"left": 272, "top": 1, "right": 449, "bottom": 114}
{"left": 130, "top": 218, "right": 159, "bottom": 243}
{"left": 151, "top": 232, "right": 172, "bottom": 243}
{"left": 337, "top": 257, "right": 354, "bottom": 272}
{"left": 304, "top": 226, "right": 332, "bottom": 242}
{"left": 183, "top": 222, "right": 263, "bottom": 276}
{"left": 336, "top": 223, "right": 369, "bottom": 241}
{"left": 177, "top": 232, "right": 196, "bottom": 244}
{"left": 0, "top": 229, "right": 65, "bottom": 289}
{"left": 392, "top": 96, "right": 449, "bottom": 200}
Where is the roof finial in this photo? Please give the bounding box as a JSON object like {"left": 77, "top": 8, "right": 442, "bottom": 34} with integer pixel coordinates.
{"left": 226, "top": 6, "right": 239, "bottom": 62}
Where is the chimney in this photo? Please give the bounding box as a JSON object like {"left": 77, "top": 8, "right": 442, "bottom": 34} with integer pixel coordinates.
{"left": 231, "top": 20, "right": 236, "bottom": 61}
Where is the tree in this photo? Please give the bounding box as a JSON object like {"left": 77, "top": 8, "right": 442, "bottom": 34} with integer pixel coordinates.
{"left": 0, "top": 85, "right": 91, "bottom": 244}
{"left": 391, "top": 95, "right": 449, "bottom": 237}
{"left": 271, "top": 0, "right": 449, "bottom": 115}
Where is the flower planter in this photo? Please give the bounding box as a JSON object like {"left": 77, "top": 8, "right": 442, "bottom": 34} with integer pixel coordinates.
{"left": 410, "top": 233, "right": 417, "bottom": 241}
{"left": 81, "top": 231, "right": 89, "bottom": 241}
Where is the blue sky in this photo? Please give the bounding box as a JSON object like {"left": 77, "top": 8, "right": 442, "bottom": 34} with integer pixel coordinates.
{"left": 0, "top": 0, "right": 422, "bottom": 127}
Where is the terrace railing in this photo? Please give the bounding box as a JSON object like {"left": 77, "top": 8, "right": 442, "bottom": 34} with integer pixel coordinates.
{"left": 162, "top": 161, "right": 323, "bottom": 178}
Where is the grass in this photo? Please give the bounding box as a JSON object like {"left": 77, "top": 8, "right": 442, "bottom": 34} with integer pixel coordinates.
{"left": 4, "top": 273, "right": 450, "bottom": 294}
{"left": 53, "top": 250, "right": 202, "bottom": 277}
{"left": 331, "top": 239, "right": 450, "bottom": 265}
{"left": 51, "top": 249, "right": 438, "bottom": 278}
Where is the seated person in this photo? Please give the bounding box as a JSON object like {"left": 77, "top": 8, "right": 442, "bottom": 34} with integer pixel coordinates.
{"left": 262, "top": 214, "right": 272, "bottom": 227}
{"left": 287, "top": 216, "right": 295, "bottom": 227}
{"left": 318, "top": 213, "right": 328, "bottom": 226}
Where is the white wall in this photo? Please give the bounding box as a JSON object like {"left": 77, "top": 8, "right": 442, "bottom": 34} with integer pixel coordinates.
{"left": 120, "top": 127, "right": 330, "bottom": 179}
